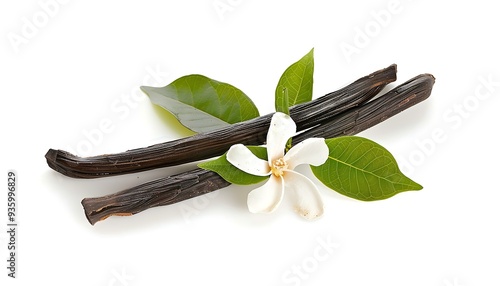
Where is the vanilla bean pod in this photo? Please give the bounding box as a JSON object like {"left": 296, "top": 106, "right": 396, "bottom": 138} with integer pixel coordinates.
{"left": 293, "top": 73, "right": 435, "bottom": 141}
{"left": 82, "top": 73, "right": 435, "bottom": 225}
{"left": 46, "top": 65, "right": 396, "bottom": 178}
{"left": 82, "top": 168, "right": 230, "bottom": 225}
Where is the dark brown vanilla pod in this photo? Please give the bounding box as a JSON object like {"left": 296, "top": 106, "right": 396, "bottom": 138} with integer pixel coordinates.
{"left": 82, "top": 73, "right": 435, "bottom": 225}
{"left": 293, "top": 73, "right": 436, "bottom": 142}
{"left": 82, "top": 168, "right": 230, "bottom": 225}
{"left": 45, "top": 65, "right": 397, "bottom": 179}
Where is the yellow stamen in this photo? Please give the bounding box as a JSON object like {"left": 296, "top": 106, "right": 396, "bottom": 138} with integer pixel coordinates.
{"left": 271, "top": 158, "right": 288, "bottom": 177}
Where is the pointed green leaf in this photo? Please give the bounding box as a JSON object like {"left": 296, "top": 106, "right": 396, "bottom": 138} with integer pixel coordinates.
{"left": 198, "top": 146, "right": 269, "bottom": 185}
{"left": 275, "top": 48, "right": 314, "bottom": 112}
{"left": 141, "top": 74, "right": 259, "bottom": 133}
{"left": 311, "top": 136, "right": 423, "bottom": 201}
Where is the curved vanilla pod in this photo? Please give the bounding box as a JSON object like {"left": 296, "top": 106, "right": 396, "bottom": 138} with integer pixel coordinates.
{"left": 81, "top": 73, "right": 435, "bottom": 225}
{"left": 293, "top": 73, "right": 435, "bottom": 141}
{"left": 46, "top": 65, "right": 396, "bottom": 178}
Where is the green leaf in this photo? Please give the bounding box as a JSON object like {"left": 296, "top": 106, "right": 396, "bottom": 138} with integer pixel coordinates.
{"left": 198, "top": 146, "right": 269, "bottom": 185}
{"left": 275, "top": 48, "right": 314, "bottom": 112}
{"left": 311, "top": 136, "right": 423, "bottom": 201}
{"left": 141, "top": 74, "right": 259, "bottom": 133}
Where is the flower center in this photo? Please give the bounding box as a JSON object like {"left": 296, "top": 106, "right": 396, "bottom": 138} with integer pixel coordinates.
{"left": 271, "top": 158, "right": 288, "bottom": 177}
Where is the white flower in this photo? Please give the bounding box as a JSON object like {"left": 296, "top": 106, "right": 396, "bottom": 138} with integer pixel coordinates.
{"left": 227, "top": 112, "right": 329, "bottom": 219}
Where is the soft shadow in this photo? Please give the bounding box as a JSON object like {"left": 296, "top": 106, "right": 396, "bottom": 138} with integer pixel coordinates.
{"left": 360, "top": 98, "right": 434, "bottom": 141}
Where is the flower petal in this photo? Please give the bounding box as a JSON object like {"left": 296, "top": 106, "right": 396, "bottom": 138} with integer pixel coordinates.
{"left": 247, "top": 175, "right": 284, "bottom": 213}
{"left": 266, "top": 112, "right": 297, "bottom": 164}
{"left": 284, "top": 138, "right": 329, "bottom": 169}
{"left": 284, "top": 170, "right": 324, "bottom": 220}
{"left": 227, "top": 144, "right": 270, "bottom": 176}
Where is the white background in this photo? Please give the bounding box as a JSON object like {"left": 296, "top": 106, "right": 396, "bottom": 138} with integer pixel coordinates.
{"left": 1, "top": 1, "right": 499, "bottom": 285}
